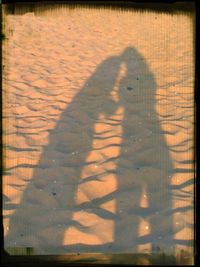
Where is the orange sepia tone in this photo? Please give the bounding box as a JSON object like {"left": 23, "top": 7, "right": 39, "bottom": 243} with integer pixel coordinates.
{"left": 2, "top": 3, "right": 194, "bottom": 263}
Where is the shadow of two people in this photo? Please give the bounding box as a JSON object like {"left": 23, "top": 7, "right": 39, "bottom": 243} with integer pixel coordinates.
{"left": 5, "top": 47, "right": 175, "bottom": 254}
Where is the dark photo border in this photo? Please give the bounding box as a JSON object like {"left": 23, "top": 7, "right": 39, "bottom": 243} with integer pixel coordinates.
{"left": 1, "top": 0, "right": 197, "bottom": 266}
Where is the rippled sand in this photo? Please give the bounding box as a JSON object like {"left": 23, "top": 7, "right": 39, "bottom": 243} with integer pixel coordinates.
{"left": 3, "top": 4, "right": 195, "bottom": 259}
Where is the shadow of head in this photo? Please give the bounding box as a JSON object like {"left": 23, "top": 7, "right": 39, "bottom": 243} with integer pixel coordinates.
{"left": 117, "top": 47, "right": 156, "bottom": 103}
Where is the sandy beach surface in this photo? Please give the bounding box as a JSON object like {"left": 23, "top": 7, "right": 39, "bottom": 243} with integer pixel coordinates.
{"left": 3, "top": 5, "right": 194, "bottom": 258}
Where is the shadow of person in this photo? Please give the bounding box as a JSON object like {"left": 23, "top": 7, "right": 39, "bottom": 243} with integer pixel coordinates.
{"left": 5, "top": 47, "right": 175, "bottom": 255}
{"left": 5, "top": 53, "right": 122, "bottom": 253}
{"left": 113, "top": 47, "right": 174, "bottom": 253}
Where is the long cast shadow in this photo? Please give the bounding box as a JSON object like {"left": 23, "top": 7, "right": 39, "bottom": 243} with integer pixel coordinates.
{"left": 5, "top": 47, "right": 177, "bottom": 254}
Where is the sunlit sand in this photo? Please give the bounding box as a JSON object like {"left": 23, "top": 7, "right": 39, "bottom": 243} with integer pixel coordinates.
{"left": 3, "top": 4, "right": 194, "bottom": 261}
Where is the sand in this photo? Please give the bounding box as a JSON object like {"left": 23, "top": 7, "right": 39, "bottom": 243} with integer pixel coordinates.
{"left": 3, "top": 5, "right": 194, "bottom": 258}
